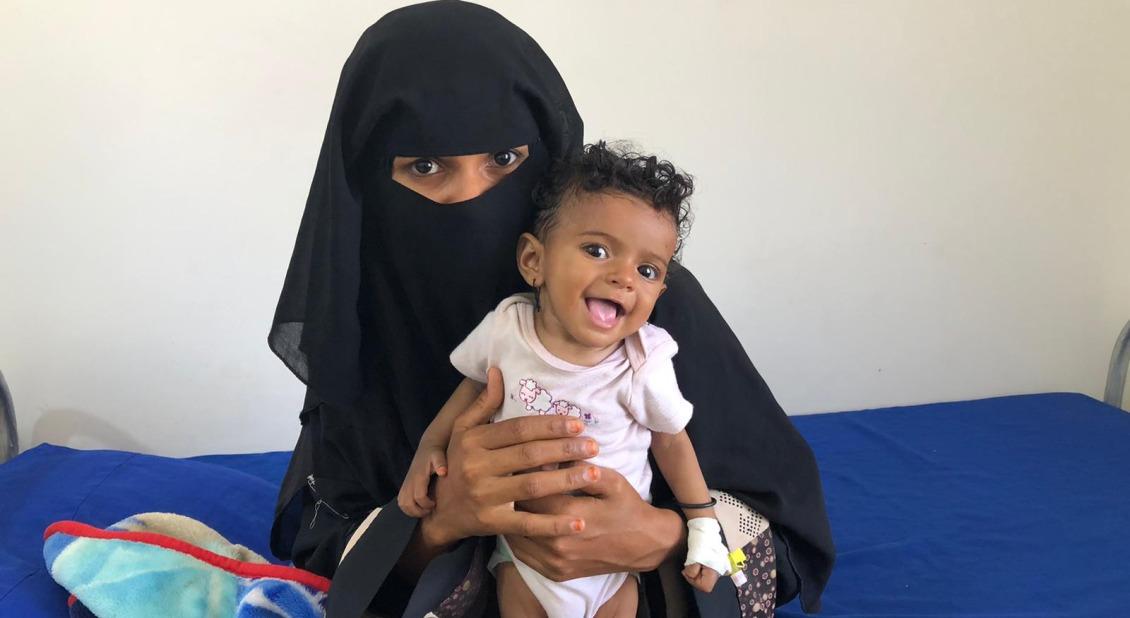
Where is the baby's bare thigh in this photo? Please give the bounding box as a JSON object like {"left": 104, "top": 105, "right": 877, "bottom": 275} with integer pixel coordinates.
{"left": 495, "top": 562, "right": 547, "bottom": 618}
{"left": 593, "top": 576, "right": 637, "bottom": 618}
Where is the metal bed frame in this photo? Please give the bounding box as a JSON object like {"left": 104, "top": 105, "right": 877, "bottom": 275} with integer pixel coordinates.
{"left": 0, "top": 322, "right": 1127, "bottom": 464}
{"left": 1, "top": 371, "right": 16, "bottom": 464}
{"left": 1105, "top": 320, "right": 1130, "bottom": 410}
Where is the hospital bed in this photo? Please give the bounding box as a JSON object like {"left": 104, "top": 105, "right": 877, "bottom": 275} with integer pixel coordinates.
{"left": 2, "top": 322, "right": 1128, "bottom": 616}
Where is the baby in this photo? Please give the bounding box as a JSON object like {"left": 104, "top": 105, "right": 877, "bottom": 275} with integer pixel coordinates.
{"left": 399, "top": 142, "right": 731, "bottom": 618}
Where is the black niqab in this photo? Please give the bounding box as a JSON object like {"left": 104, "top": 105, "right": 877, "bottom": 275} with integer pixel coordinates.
{"left": 270, "top": 1, "right": 832, "bottom": 613}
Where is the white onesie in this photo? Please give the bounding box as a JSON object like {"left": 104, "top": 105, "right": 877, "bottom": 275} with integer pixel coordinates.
{"left": 450, "top": 294, "right": 693, "bottom": 618}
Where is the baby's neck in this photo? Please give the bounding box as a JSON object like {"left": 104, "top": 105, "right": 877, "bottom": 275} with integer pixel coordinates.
{"left": 532, "top": 307, "right": 623, "bottom": 367}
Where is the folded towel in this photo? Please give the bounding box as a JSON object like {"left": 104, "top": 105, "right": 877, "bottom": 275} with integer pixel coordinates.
{"left": 44, "top": 512, "right": 329, "bottom": 617}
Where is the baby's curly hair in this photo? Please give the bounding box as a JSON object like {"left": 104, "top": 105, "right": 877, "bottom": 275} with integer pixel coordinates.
{"left": 531, "top": 141, "right": 694, "bottom": 259}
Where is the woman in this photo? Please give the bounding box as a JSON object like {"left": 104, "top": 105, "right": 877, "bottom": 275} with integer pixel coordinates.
{"left": 268, "top": 3, "right": 833, "bottom": 616}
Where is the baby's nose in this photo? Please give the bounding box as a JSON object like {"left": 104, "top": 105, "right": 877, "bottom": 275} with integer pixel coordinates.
{"left": 607, "top": 263, "right": 636, "bottom": 287}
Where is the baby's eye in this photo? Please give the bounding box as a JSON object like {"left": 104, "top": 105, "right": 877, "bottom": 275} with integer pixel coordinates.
{"left": 491, "top": 149, "right": 520, "bottom": 167}
{"left": 410, "top": 158, "right": 440, "bottom": 176}
{"left": 582, "top": 244, "right": 609, "bottom": 259}
{"left": 638, "top": 264, "right": 661, "bottom": 281}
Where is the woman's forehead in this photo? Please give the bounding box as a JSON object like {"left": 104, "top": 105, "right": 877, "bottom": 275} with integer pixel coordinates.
{"left": 374, "top": 95, "right": 540, "bottom": 157}
{"left": 339, "top": 1, "right": 580, "bottom": 168}
{"left": 349, "top": 10, "right": 544, "bottom": 156}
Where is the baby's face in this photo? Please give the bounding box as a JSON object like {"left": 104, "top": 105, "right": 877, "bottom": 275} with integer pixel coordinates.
{"left": 539, "top": 190, "right": 678, "bottom": 350}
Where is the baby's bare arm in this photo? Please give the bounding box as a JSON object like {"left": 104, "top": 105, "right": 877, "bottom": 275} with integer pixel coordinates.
{"left": 420, "top": 378, "right": 484, "bottom": 450}
{"left": 650, "top": 430, "right": 716, "bottom": 520}
{"left": 399, "top": 378, "right": 487, "bottom": 516}
{"left": 652, "top": 429, "right": 725, "bottom": 592}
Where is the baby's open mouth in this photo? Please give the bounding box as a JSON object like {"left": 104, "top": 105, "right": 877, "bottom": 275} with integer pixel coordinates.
{"left": 585, "top": 297, "right": 623, "bottom": 329}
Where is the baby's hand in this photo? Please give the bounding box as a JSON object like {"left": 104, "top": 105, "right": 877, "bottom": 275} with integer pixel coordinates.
{"left": 683, "top": 517, "right": 730, "bottom": 593}
{"left": 682, "top": 562, "right": 721, "bottom": 593}
{"left": 397, "top": 445, "right": 448, "bottom": 518}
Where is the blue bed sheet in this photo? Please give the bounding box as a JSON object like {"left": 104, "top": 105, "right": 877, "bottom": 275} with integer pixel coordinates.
{"left": 0, "top": 445, "right": 291, "bottom": 616}
{"left": 2, "top": 392, "right": 1127, "bottom": 616}
{"left": 779, "top": 392, "right": 1130, "bottom": 617}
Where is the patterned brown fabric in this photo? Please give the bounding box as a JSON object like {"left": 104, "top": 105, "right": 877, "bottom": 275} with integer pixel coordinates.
{"left": 736, "top": 527, "right": 777, "bottom": 618}
{"left": 431, "top": 541, "right": 488, "bottom": 617}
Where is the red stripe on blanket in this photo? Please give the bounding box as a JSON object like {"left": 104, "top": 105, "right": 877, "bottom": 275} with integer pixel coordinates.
{"left": 43, "top": 521, "right": 332, "bottom": 593}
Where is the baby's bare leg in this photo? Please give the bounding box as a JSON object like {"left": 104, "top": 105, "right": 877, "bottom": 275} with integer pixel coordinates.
{"left": 496, "top": 562, "right": 547, "bottom": 618}
{"left": 593, "top": 576, "right": 638, "bottom": 618}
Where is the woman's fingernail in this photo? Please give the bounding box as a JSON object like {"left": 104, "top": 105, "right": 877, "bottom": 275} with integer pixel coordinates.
{"left": 585, "top": 441, "right": 597, "bottom": 456}
{"left": 571, "top": 519, "right": 584, "bottom": 532}
{"left": 567, "top": 420, "right": 582, "bottom": 433}
{"left": 584, "top": 466, "right": 598, "bottom": 481}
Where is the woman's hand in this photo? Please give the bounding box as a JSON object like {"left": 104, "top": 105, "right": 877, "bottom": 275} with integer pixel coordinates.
{"left": 419, "top": 368, "right": 602, "bottom": 550}
{"left": 506, "top": 466, "right": 686, "bottom": 581}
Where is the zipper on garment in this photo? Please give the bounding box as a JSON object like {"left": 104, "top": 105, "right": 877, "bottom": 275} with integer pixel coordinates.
{"left": 307, "top": 474, "right": 351, "bottom": 529}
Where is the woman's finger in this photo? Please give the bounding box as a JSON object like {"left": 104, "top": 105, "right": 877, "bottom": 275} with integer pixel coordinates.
{"left": 487, "top": 465, "right": 600, "bottom": 504}
{"left": 483, "top": 437, "right": 597, "bottom": 475}
{"left": 477, "top": 415, "right": 586, "bottom": 450}
{"left": 571, "top": 464, "right": 627, "bottom": 499}
{"left": 494, "top": 510, "right": 584, "bottom": 539}
{"left": 514, "top": 494, "right": 574, "bottom": 515}
{"left": 451, "top": 368, "right": 503, "bottom": 432}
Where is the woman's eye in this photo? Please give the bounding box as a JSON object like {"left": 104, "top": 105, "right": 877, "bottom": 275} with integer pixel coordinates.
{"left": 492, "top": 150, "right": 519, "bottom": 166}
{"left": 582, "top": 244, "right": 609, "bottom": 259}
{"left": 411, "top": 159, "right": 439, "bottom": 175}
{"left": 638, "top": 265, "right": 660, "bottom": 281}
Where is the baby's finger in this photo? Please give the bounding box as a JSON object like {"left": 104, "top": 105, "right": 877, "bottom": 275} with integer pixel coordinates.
{"left": 699, "top": 569, "right": 720, "bottom": 591}
{"left": 429, "top": 451, "right": 448, "bottom": 477}
{"left": 686, "top": 575, "right": 711, "bottom": 593}
{"left": 398, "top": 494, "right": 425, "bottom": 518}
{"left": 413, "top": 481, "right": 435, "bottom": 510}
{"left": 682, "top": 563, "right": 702, "bottom": 580}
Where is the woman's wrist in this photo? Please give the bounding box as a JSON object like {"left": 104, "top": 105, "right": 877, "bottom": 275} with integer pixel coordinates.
{"left": 640, "top": 502, "right": 686, "bottom": 570}
{"left": 392, "top": 519, "right": 445, "bottom": 581}
{"left": 417, "top": 512, "right": 457, "bottom": 551}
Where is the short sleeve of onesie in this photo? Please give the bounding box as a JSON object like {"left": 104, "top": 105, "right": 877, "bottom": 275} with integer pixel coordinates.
{"left": 449, "top": 308, "right": 500, "bottom": 383}
{"left": 628, "top": 326, "right": 694, "bottom": 435}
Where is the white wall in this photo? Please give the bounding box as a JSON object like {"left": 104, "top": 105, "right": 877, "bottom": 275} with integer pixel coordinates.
{"left": 2, "top": 1, "right": 1128, "bottom": 457}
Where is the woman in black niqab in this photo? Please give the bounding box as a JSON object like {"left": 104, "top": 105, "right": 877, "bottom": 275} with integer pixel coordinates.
{"left": 269, "top": 2, "right": 833, "bottom": 615}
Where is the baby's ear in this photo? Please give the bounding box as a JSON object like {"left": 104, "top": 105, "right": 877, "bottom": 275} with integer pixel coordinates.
{"left": 516, "top": 232, "right": 544, "bottom": 286}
